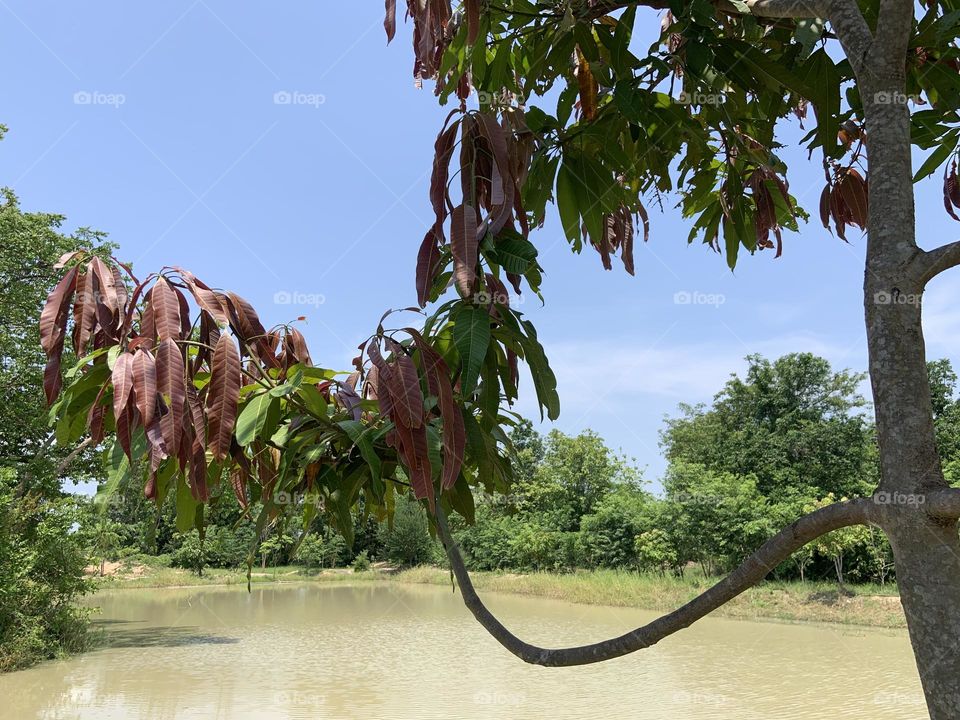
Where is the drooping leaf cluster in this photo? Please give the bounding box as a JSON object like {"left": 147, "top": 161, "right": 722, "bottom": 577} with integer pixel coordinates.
{"left": 41, "top": 248, "right": 557, "bottom": 542}
{"left": 391, "top": 0, "right": 960, "bottom": 268}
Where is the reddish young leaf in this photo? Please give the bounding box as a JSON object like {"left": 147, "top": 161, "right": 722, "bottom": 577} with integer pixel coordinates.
{"left": 466, "top": 0, "right": 480, "bottom": 44}
{"left": 72, "top": 270, "right": 97, "bottom": 356}
{"left": 431, "top": 115, "right": 461, "bottom": 227}
{"left": 206, "top": 334, "right": 242, "bottom": 461}
{"left": 416, "top": 222, "right": 443, "bottom": 307}
{"left": 451, "top": 203, "right": 479, "bottom": 297}
{"left": 393, "top": 418, "right": 434, "bottom": 510}
{"left": 156, "top": 338, "right": 186, "bottom": 459}
{"left": 190, "top": 442, "right": 209, "bottom": 502}
{"left": 387, "top": 344, "right": 425, "bottom": 429}
{"left": 151, "top": 276, "right": 182, "bottom": 341}
{"left": 39, "top": 265, "right": 78, "bottom": 358}
{"left": 175, "top": 268, "right": 230, "bottom": 325}
{"left": 226, "top": 291, "right": 267, "bottom": 347}
{"left": 89, "top": 257, "right": 119, "bottom": 326}
{"left": 230, "top": 467, "right": 249, "bottom": 510}
{"left": 944, "top": 163, "right": 960, "bottom": 221}
{"left": 112, "top": 352, "right": 136, "bottom": 421}
{"left": 409, "top": 329, "right": 466, "bottom": 490}
{"left": 132, "top": 349, "right": 158, "bottom": 428}
{"left": 384, "top": 0, "right": 397, "bottom": 43}
{"left": 284, "top": 328, "right": 312, "bottom": 367}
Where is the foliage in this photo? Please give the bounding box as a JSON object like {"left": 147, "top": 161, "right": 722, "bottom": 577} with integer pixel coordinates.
{"left": 661, "top": 353, "right": 877, "bottom": 503}
{"left": 379, "top": 498, "right": 440, "bottom": 567}
{"left": 351, "top": 550, "right": 371, "bottom": 572}
{"left": 0, "top": 469, "right": 91, "bottom": 672}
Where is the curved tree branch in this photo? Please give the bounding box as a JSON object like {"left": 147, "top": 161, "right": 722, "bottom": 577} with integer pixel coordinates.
{"left": 912, "top": 242, "right": 960, "bottom": 287}
{"left": 435, "top": 497, "right": 876, "bottom": 667}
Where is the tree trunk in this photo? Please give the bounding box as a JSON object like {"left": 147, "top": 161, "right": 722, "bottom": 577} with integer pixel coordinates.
{"left": 863, "top": 77, "right": 960, "bottom": 718}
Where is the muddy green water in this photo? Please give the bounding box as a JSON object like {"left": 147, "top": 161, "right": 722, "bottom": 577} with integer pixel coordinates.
{"left": 0, "top": 583, "right": 927, "bottom": 719}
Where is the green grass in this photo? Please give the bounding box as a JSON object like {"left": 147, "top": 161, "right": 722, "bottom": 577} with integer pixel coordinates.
{"left": 389, "top": 567, "right": 907, "bottom": 629}
{"left": 93, "top": 562, "right": 907, "bottom": 629}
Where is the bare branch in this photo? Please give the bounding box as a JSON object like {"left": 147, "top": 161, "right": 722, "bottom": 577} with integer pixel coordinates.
{"left": 55, "top": 437, "right": 93, "bottom": 478}
{"left": 913, "top": 242, "right": 960, "bottom": 287}
{"left": 436, "top": 498, "right": 875, "bottom": 667}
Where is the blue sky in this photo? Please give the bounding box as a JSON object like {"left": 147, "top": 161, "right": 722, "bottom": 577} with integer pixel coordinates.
{"left": 3, "top": 2, "right": 960, "bottom": 486}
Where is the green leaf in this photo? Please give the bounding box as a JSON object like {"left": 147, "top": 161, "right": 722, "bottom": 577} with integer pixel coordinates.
{"left": 337, "top": 420, "right": 382, "bottom": 483}
{"left": 490, "top": 232, "right": 538, "bottom": 274}
{"left": 236, "top": 392, "right": 281, "bottom": 446}
{"left": 795, "top": 18, "right": 825, "bottom": 61}
{"left": 176, "top": 475, "right": 199, "bottom": 533}
{"left": 556, "top": 159, "right": 582, "bottom": 243}
{"left": 452, "top": 304, "right": 492, "bottom": 396}
{"left": 915, "top": 131, "right": 959, "bottom": 182}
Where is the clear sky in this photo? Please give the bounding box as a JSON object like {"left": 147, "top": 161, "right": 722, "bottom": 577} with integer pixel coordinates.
{"left": 3, "top": 2, "right": 959, "bottom": 486}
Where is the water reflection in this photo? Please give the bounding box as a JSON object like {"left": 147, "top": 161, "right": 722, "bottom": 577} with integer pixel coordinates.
{"left": 1, "top": 583, "right": 926, "bottom": 720}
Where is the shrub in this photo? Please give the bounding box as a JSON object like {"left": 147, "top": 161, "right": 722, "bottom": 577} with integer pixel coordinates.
{"left": 351, "top": 550, "right": 371, "bottom": 572}
{"left": 0, "top": 469, "right": 91, "bottom": 672}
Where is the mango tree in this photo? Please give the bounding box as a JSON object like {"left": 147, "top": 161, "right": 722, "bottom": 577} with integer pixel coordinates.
{"left": 40, "top": 1, "right": 960, "bottom": 715}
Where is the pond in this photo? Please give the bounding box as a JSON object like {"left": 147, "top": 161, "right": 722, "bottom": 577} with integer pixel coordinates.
{"left": 0, "top": 583, "right": 926, "bottom": 719}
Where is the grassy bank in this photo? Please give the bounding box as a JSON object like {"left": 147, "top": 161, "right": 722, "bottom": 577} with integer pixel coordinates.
{"left": 93, "top": 560, "right": 907, "bottom": 629}
{"left": 390, "top": 567, "right": 906, "bottom": 629}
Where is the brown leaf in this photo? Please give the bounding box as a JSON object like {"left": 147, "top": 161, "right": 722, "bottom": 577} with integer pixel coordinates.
{"left": 175, "top": 268, "right": 230, "bottom": 325}
{"left": 409, "top": 329, "right": 465, "bottom": 491}
{"left": 387, "top": 344, "right": 424, "bottom": 429}
{"left": 384, "top": 0, "right": 397, "bottom": 43}
{"left": 72, "top": 270, "right": 97, "bottom": 356}
{"left": 40, "top": 265, "right": 78, "bottom": 358}
{"left": 156, "top": 338, "right": 186, "bottom": 459}
{"left": 576, "top": 47, "right": 598, "bottom": 121}
{"left": 206, "top": 334, "right": 242, "bottom": 460}
{"left": 226, "top": 291, "right": 267, "bottom": 347}
{"left": 819, "top": 184, "right": 833, "bottom": 231}
{"left": 416, "top": 222, "right": 443, "bottom": 308}
{"left": 466, "top": 0, "right": 480, "bottom": 44}
{"left": 838, "top": 168, "right": 868, "bottom": 229}
{"left": 151, "top": 276, "right": 182, "bottom": 341}
{"left": 132, "top": 349, "right": 158, "bottom": 429}
{"left": 945, "top": 163, "right": 960, "bottom": 221}
{"left": 431, "top": 114, "right": 461, "bottom": 228}
{"left": 451, "top": 203, "right": 479, "bottom": 297}
{"left": 112, "top": 352, "right": 137, "bottom": 421}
